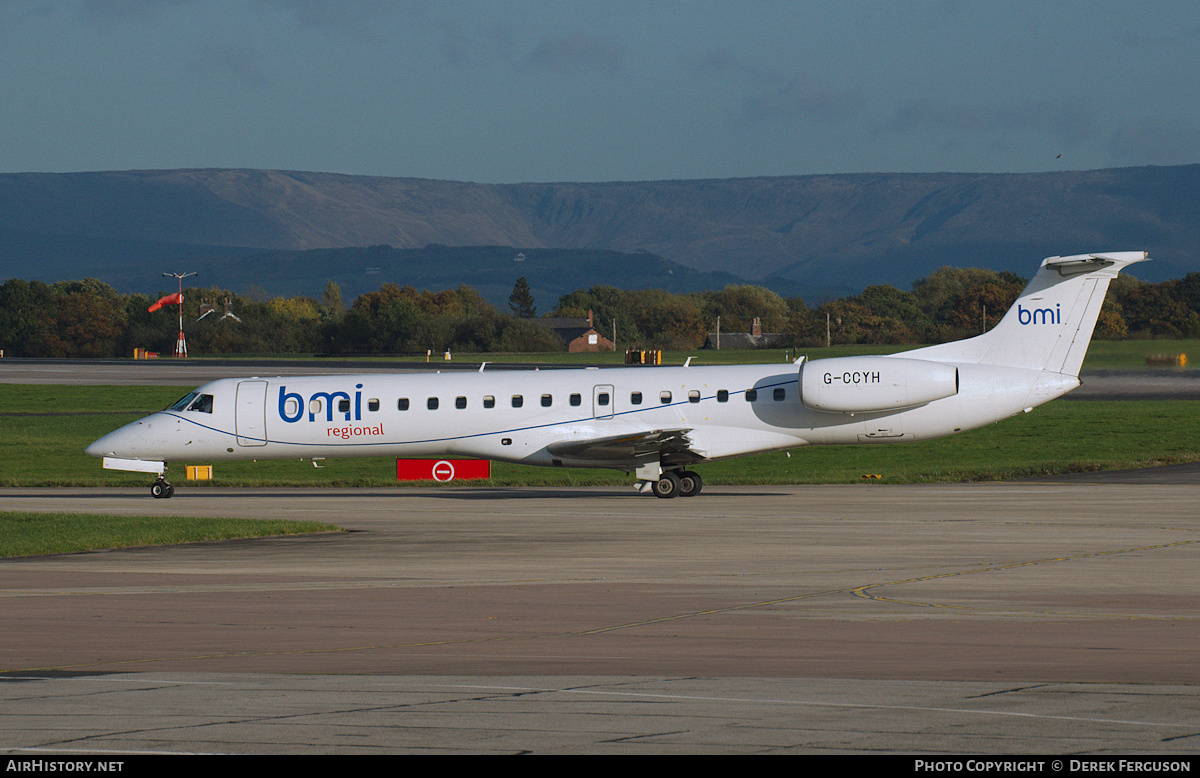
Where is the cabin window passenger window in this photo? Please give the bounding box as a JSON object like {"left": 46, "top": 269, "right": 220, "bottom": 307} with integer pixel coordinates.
{"left": 427, "top": 397, "right": 439, "bottom": 410}
{"left": 398, "top": 398, "right": 409, "bottom": 411}
{"left": 456, "top": 396, "right": 467, "bottom": 409}
{"left": 570, "top": 393, "right": 581, "bottom": 407}
{"left": 773, "top": 387, "right": 786, "bottom": 401}
{"left": 368, "top": 398, "right": 380, "bottom": 412}
{"left": 745, "top": 389, "right": 757, "bottom": 402}
{"left": 541, "top": 394, "right": 552, "bottom": 407}
{"left": 660, "top": 391, "right": 672, "bottom": 404}
{"left": 597, "top": 392, "right": 610, "bottom": 406}
{"left": 283, "top": 396, "right": 300, "bottom": 418}
{"left": 310, "top": 398, "right": 323, "bottom": 416}
{"left": 338, "top": 398, "right": 351, "bottom": 413}
{"left": 688, "top": 390, "right": 700, "bottom": 403}
{"left": 484, "top": 395, "right": 495, "bottom": 409}
{"left": 630, "top": 392, "right": 642, "bottom": 405}
{"left": 512, "top": 395, "right": 523, "bottom": 408}
{"left": 717, "top": 390, "right": 729, "bottom": 403}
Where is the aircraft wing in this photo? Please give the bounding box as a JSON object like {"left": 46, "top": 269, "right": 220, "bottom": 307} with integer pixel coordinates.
{"left": 546, "top": 427, "right": 702, "bottom": 465}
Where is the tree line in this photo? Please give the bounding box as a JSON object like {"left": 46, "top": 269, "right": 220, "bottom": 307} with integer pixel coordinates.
{"left": 1, "top": 268, "right": 1198, "bottom": 359}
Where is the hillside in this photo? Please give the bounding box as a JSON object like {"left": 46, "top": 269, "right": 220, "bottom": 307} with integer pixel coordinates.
{"left": 137, "top": 245, "right": 753, "bottom": 309}
{"left": 1, "top": 166, "right": 1195, "bottom": 302}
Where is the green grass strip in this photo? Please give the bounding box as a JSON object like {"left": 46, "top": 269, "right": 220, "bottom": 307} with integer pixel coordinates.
{"left": 2, "top": 386, "right": 1198, "bottom": 487}
{"left": 0, "top": 511, "right": 340, "bottom": 558}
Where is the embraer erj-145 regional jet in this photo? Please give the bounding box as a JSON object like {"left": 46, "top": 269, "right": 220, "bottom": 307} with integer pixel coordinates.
{"left": 88, "top": 252, "right": 1148, "bottom": 498}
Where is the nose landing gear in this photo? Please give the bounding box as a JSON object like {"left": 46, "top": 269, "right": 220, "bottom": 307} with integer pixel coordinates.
{"left": 150, "top": 476, "right": 174, "bottom": 499}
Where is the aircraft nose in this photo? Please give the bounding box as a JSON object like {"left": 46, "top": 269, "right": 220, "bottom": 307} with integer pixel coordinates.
{"left": 86, "top": 426, "right": 129, "bottom": 458}
{"left": 85, "top": 418, "right": 153, "bottom": 458}
{"left": 84, "top": 435, "right": 108, "bottom": 458}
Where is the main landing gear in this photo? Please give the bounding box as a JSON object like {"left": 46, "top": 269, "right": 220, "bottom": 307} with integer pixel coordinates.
{"left": 150, "top": 476, "right": 174, "bottom": 499}
{"left": 650, "top": 469, "right": 703, "bottom": 499}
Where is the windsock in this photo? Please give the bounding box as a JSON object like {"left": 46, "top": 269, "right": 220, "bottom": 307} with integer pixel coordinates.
{"left": 148, "top": 292, "right": 182, "bottom": 313}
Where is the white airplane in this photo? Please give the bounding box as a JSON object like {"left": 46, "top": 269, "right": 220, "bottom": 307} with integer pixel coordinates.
{"left": 87, "top": 252, "right": 1148, "bottom": 499}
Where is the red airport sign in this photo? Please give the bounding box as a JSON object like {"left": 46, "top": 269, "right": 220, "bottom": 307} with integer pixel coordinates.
{"left": 396, "top": 458, "right": 491, "bottom": 482}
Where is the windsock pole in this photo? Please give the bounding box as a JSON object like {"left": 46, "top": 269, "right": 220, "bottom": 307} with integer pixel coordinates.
{"left": 176, "top": 292, "right": 186, "bottom": 358}
{"left": 161, "top": 272, "right": 196, "bottom": 358}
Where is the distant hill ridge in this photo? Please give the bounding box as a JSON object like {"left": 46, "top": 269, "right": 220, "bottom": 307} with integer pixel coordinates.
{"left": 1, "top": 166, "right": 1195, "bottom": 303}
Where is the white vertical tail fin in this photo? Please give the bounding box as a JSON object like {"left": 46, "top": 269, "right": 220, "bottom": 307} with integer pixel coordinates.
{"left": 910, "top": 252, "right": 1149, "bottom": 375}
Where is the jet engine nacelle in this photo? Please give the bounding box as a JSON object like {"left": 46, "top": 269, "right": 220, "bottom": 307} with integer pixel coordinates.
{"left": 799, "top": 356, "right": 958, "bottom": 413}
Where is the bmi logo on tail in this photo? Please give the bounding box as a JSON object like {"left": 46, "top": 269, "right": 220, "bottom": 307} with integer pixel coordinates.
{"left": 1018, "top": 303, "right": 1061, "bottom": 325}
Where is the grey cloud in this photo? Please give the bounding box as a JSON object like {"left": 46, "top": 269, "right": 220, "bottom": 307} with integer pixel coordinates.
{"left": 691, "top": 47, "right": 781, "bottom": 85}
{"left": 260, "top": 1, "right": 505, "bottom": 65}
{"left": 1109, "top": 25, "right": 1200, "bottom": 49}
{"left": 256, "top": 0, "right": 419, "bottom": 46}
{"left": 258, "top": 0, "right": 409, "bottom": 27}
{"left": 526, "top": 33, "right": 625, "bottom": 76}
{"left": 439, "top": 22, "right": 514, "bottom": 68}
{"left": 78, "top": 0, "right": 187, "bottom": 24}
{"left": 187, "top": 41, "right": 269, "bottom": 88}
{"left": 742, "top": 75, "right": 867, "bottom": 124}
{"left": 693, "top": 47, "right": 741, "bottom": 75}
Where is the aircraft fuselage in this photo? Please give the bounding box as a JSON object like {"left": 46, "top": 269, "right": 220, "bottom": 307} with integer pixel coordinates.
{"left": 87, "top": 360, "right": 1069, "bottom": 469}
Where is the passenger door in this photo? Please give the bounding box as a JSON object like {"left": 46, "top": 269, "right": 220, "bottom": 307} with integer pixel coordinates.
{"left": 235, "top": 380, "right": 268, "bottom": 447}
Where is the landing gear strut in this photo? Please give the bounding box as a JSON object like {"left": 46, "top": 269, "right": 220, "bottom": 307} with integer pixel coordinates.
{"left": 150, "top": 476, "right": 174, "bottom": 499}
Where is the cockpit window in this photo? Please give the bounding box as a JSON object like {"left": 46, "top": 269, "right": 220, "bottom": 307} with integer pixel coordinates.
{"left": 168, "top": 392, "right": 213, "bottom": 413}
{"left": 168, "top": 392, "right": 199, "bottom": 411}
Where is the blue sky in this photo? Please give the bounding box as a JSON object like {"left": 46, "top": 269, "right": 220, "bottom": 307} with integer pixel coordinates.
{"left": 2, "top": 0, "right": 1198, "bottom": 182}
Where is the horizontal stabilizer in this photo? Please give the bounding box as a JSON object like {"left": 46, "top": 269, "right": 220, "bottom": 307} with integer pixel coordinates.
{"left": 1043, "top": 255, "right": 1117, "bottom": 275}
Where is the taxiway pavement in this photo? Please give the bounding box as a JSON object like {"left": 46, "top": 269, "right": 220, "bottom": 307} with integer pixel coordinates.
{"left": 2, "top": 484, "right": 1198, "bottom": 754}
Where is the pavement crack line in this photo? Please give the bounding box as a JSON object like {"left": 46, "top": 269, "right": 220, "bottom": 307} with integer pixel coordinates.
{"left": 851, "top": 538, "right": 1200, "bottom": 618}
